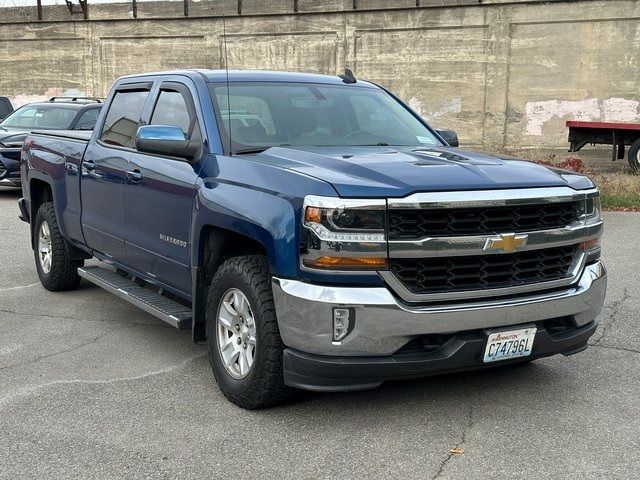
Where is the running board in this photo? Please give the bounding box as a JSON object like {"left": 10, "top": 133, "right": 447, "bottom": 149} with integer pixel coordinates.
{"left": 78, "top": 266, "right": 192, "bottom": 329}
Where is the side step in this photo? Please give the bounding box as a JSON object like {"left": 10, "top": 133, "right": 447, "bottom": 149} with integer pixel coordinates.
{"left": 78, "top": 266, "right": 192, "bottom": 329}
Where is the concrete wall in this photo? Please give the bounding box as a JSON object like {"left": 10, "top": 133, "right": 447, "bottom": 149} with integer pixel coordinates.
{"left": 0, "top": 0, "right": 639, "bottom": 150}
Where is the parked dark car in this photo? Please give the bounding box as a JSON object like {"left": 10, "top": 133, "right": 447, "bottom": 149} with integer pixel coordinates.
{"left": 0, "top": 97, "right": 13, "bottom": 120}
{"left": 0, "top": 97, "right": 102, "bottom": 187}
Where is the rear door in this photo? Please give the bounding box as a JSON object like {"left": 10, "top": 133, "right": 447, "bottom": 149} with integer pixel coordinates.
{"left": 81, "top": 83, "right": 151, "bottom": 261}
{"left": 124, "top": 80, "right": 203, "bottom": 294}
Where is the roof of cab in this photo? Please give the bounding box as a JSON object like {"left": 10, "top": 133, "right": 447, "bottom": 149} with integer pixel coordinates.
{"left": 118, "top": 69, "right": 378, "bottom": 88}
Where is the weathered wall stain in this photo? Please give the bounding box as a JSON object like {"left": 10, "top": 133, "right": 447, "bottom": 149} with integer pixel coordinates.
{"left": 11, "top": 88, "right": 87, "bottom": 107}
{"left": 525, "top": 97, "right": 640, "bottom": 136}
{"left": 524, "top": 99, "right": 601, "bottom": 136}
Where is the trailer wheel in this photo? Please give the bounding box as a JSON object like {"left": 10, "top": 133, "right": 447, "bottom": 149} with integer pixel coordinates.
{"left": 628, "top": 139, "right": 640, "bottom": 172}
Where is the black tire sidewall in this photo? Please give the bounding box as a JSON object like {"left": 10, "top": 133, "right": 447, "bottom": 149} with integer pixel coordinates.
{"left": 33, "top": 206, "right": 54, "bottom": 286}
{"left": 33, "top": 202, "right": 82, "bottom": 291}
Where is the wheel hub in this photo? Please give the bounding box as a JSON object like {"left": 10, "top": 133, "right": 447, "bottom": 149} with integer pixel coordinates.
{"left": 38, "top": 221, "right": 52, "bottom": 274}
{"left": 216, "top": 288, "right": 256, "bottom": 379}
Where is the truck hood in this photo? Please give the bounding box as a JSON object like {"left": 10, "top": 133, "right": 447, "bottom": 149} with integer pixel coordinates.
{"left": 251, "top": 146, "right": 593, "bottom": 197}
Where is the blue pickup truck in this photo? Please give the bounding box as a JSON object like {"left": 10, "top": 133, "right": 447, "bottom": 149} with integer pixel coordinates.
{"left": 19, "top": 70, "right": 606, "bottom": 408}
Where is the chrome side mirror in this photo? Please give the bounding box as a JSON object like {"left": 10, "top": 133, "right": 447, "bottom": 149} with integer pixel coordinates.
{"left": 135, "top": 125, "right": 199, "bottom": 161}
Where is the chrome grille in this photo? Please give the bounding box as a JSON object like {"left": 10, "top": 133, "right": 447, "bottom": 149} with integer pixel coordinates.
{"left": 0, "top": 161, "right": 5, "bottom": 177}
{"left": 389, "top": 245, "right": 577, "bottom": 295}
{"left": 388, "top": 202, "right": 580, "bottom": 240}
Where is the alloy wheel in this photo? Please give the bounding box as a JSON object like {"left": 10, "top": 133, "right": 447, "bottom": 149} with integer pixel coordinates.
{"left": 216, "top": 288, "right": 257, "bottom": 379}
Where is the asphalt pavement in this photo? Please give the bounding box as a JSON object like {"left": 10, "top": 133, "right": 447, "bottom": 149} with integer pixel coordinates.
{"left": 0, "top": 186, "right": 638, "bottom": 479}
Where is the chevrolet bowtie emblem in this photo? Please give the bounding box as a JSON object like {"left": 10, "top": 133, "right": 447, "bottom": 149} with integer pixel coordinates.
{"left": 485, "top": 233, "right": 528, "bottom": 253}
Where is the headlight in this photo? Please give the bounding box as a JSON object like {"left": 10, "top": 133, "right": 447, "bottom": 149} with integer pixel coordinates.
{"left": 301, "top": 196, "right": 387, "bottom": 271}
{"left": 578, "top": 191, "right": 602, "bottom": 263}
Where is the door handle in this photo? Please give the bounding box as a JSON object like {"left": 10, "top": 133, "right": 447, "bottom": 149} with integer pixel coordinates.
{"left": 65, "top": 162, "right": 79, "bottom": 175}
{"left": 83, "top": 160, "right": 96, "bottom": 171}
{"left": 127, "top": 169, "right": 144, "bottom": 184}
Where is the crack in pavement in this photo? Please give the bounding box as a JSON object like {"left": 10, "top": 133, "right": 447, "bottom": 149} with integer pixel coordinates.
{"left": 0, "top": 322, "right": 179, "bottom": 372}
{"left": 0, "top": 307, "right": 176, "bottom": 326}
{"left": 592, "top": 288, "right": 631, "bottom": 346}
{"left": 0, "top": 324, "right": 138, "bottom": 372}
{"left": 589, "top": 343, "right": 640, "bottom": 355}
{"left": 0, "top": 352, "right": 207, "bottom": 409}
{"left": 0, "top": 307, "right": 94, "bottom": 323}
{"left": 0, "top": 282, "right": 39, "bottom": 292}
{"left": 431, "top": 403, "right": 475, "bottom": 479}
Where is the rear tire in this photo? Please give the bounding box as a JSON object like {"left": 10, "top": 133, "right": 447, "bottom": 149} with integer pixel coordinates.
{"left": 33, "top": 202, "right": 83, "bottom": 291}
{"left": 628, "top": 139, "right": 640, "bottom": 172}
{"left": 205, "top": 255, "right": 293, "bottom": 409}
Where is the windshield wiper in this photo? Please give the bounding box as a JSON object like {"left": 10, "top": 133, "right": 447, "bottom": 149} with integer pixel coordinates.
{"left": 352, "top": 142, "right": 392, "bottom": 146}
{"left": 233, "top": 146, "right": 271, "bottom": 155}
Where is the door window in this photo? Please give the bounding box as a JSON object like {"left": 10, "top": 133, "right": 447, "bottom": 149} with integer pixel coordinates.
{"left": 100, "top": 90, "right": 149, "bottom": 148}
{"left": 150, "top": 87, "right": 201, "bottom": 142}
{"left": 150, "top": 91, "right": 191, "bottom": 135}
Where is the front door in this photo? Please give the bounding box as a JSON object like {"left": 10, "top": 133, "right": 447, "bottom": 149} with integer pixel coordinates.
{"left": 81, "top": 85, "right": 151, "bottom": 261}
{"left": 124, "top": 81, "right": 203, "bottom": 294}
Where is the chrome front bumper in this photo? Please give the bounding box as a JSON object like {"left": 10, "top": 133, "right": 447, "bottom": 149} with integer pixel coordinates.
{"left": 272, "top": 261, "right": 607, "bottom": 356}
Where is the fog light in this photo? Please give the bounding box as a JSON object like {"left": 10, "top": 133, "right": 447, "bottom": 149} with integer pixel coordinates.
{"left": 578, "top": 238, "right": 601, "bottom": 263}
{"left": 333, "top": 308, "right": 353, "bottom": 342}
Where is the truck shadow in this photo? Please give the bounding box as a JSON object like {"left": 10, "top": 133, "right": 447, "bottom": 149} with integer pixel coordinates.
{"left": 0, "top": 187, "right": 21, "bottom": 198}
{"left": 294, "top": 360, "right": 549, "bottom": 409}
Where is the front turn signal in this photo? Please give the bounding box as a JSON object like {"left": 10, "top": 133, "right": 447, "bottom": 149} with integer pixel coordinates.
{"left": 303, "top": 256, "right": 387, "bottom": 271}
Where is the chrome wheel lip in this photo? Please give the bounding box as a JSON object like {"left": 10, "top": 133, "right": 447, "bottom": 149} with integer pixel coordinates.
{"left": 216, "top": 288, "right": 257, "bottom": 380}
{"left": 38, "top": 221, "right": 52, "bottom": 274}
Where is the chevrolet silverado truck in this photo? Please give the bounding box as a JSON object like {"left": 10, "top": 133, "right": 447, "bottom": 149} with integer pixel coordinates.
{"left": 19, "top": 70, "right": 606, "bottom": 409}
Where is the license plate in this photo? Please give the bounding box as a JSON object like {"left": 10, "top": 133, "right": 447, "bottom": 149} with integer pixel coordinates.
{"left": 483, "top": 326, "right": 536, "bottom": 363}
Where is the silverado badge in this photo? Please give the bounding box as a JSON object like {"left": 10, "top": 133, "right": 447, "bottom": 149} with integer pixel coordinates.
{"left": 485, "top": 233, "right": 528, "bottom": 254}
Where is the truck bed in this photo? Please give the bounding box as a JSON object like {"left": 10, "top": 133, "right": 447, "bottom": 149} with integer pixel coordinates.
{"left": 30, "top": 129, "right": 93, "bottom": 142}
{"left": 24, "top": 130, "right": 93, "bottom": 243}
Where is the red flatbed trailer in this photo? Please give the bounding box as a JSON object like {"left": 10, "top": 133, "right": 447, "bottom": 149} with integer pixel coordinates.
{"left": 566, "top": 120, "right": 640, "bottom": 171}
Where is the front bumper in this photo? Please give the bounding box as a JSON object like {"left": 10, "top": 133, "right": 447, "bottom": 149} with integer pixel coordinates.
{"left": 283, "top": 320, "right": 598, "bottom": 392}
{"left": 0, "top": 153, "right": 20, "bottom": 187}
{"left": 272, "top": 261, "right": 606, "bottom": 390}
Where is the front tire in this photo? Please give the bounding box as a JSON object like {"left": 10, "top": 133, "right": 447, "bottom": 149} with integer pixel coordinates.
{"left": 33, "top": 202, "right": 83, "bottom": 291}
{"left": 205, "top": 255, "right": 292, "bottom": 409}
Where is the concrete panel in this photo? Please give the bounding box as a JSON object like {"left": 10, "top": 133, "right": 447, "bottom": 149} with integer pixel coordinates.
{"left": 506, "top": 18, "right": 640, "bottom": 148}
{"left": 0, "top": 37, "right": 88, "bottom": 104}
{"left": 354, "top": 25, "right": 488, "bottom": 145}
{"left": 222, "top": 31, "right": 339, "bottom": 74}
{"left": 98, "top": 35, "right": 214, "bottom": 95}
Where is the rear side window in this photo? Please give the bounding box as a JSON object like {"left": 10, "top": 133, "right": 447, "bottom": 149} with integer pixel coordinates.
{"left": 100, "top": 90, "right": 149, "bottom": 148}
{"left": 74, "top": 108, "right": 100, "bottom": 130}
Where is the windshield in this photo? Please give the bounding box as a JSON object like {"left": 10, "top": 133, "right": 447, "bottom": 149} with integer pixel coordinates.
{"left": 0, "top": 105, "right": 78, "bottom": 129}
{"left": 209, "top": 82, "right": 441, "bottom": 154}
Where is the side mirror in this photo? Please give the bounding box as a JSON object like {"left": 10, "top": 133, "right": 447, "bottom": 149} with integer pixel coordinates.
{"left": 436, "top": 129, "right": 459, "bottom": 147}
{"left": 135, "top": 125, "right": 199, "bottom": 161}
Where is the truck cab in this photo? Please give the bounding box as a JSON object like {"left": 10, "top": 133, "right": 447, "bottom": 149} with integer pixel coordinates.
{"left": 19, "top": 70, "right": 606, "bottom": 409}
